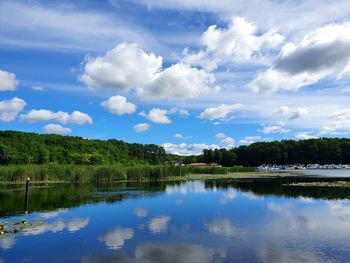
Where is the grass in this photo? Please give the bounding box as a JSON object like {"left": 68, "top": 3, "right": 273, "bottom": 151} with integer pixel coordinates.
{"left": 0, "top": 164, "right": 257, "bottom": 183}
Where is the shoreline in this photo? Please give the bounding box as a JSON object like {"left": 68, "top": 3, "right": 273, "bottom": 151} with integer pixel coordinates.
{"left": 0, "top": 172, "right": 297, "bottom": 185}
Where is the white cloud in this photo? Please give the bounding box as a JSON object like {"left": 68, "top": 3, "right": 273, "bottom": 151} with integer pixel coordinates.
{"left": 162, "top": 142, "right": 219, "bottom": 156}
{"left": 294, "top": 134, "right": 318, "bottom": 140}
{"left": 220, "top": 136, "right": 234, "bottom": 146}
{"left": 215, "top": 133, "right": 227, "bottom": 139}
{"left": 81, "top": 43, "right": 214, "bottom": 100}
{"left": 249, "top": 22, "right": 350, "bottom": 93}
{"left": 258, "top": 124, "right": 289, "bottom": 134}
{"left": 0, "top": 97, "right": 26, "bottom": 122}
{"left": 201, "top": 17, "right": 278, "bottom": 64}
{"left": 320, "top": 108, "right": 350, "bottom": 134}
{"left": 0, "top": 1, "right": 154, "bottom": 52}
{"left": 101, "top": 95, "right": 136, "bottom": 115}
{"left": 174, "top": 133, "right": 191, "bottom": 139}
{"left": 142, "top": 108, "right": 171, "bottom": 124}
{"left": 99, "top": 227, "right": 134, "bottom": 250}
{"left": 134, "top": 123, "right": 150, "bottom": 132}
{"left": 199, "top": 103, "right": 242, "bottom": 120}
{"left": 276, "top": 106, "right": 308, "bottom": 120}
{"left": 0, "top": 69, "right": 18, "bottom": 91}
{"left": 168, "top": 107, "right": 190, "bottom": 117}
{"left": 239, "top": 135, "right": 261, "bottom": 145}
{"left": 31, "top": 85, "right": 44, "bottom": 91}
{"left": 43, "top": 124, "right": 72, "bottom": 135}
{"left": 148, "top": 215, "right": 171, "bottom": 233}
{"left": 20, "top": 110, "right": 92, "bottom": 124}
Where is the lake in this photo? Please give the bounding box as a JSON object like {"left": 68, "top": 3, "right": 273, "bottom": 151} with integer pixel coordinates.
{"left": 1, "top": 178, "right": 350, "bottom": 263}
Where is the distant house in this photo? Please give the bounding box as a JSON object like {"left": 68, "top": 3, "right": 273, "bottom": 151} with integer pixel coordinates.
{"left": 172, "top": 160, "right": 184, "bottom": 166}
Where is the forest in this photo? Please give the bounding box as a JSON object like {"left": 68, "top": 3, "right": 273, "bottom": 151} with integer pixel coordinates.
{"left": 1, "top": 130, "right": 350, "bottom": 166}
{"left": 0, "top": 130, "right": 166, "bottom": 165}
{"left": 195, "top": 138, "right": 350, "bottom": 166}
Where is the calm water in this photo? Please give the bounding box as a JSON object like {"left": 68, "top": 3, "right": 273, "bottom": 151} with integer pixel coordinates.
{"left": 281, "top": 169, "right": 350, "bottom": 178}
{"left": 1, "top": 179, "right": 350, "bottom": 263}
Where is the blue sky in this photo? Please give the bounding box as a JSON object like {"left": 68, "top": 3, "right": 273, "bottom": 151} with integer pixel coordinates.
{"left": 1, "top": 0, "right": 350, "bottom": 155}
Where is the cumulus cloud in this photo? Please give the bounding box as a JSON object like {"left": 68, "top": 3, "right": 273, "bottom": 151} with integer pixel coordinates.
{"left": 258, "top": 123, "right": 289, "bottom": 134}
{"left": 168, "top": 107, "right": 190, "bottom": 117}
{"left": 101, "top": 95, "right": 136, "bottom": 115}
{"left": 0, "top": 69, "right": 18, "bottom": 91}
{"left": 162, "top": 142, "right": 219, "bottom": 156}
{"left": 276, "top": 106, "right": 308, "bottom": 120}
{"left": 99, "top": 227, "right": 134, "bottom": 250}
{"left": 141, "top": 108, "right": 171, "bottom": 124}
{"left": 81, "top": 43, "right": 214, "bottom": 100}
{"left": 213, "top": 133, "right": 235, "bottom": 147}
{"left": 249, "top": 22, "right": 350, "bottom": 93}
{"left": 202, "top": 17, "right": 281, "bottom": 64}
{"left": 20, "top": 110, "right": 92, "bottom": 124}
{"left": 220, "top": 136, "right": 234, "bottom": 146}
{"left": 148, "top": 216, "right": 171, "bottom": 234}
{"left": 43, "top": 124, "right": 72, "bottom": 135}
{"left": 0, "top": 97, "right": 26, "bottom": 122}
{"left": 199, "top": 103, "right": 242, "bottom": 120}
{"left": 134, "top": 123, "right": 150, "bottom": 133}
{"left": 239, "top": 135, "right": 262, "bottom": 145}
{"left": 215, "top": 133, "right": 227, "bottom": 139}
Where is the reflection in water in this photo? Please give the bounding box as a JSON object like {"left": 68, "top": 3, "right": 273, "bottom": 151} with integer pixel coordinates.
{"left": 0, "top": 235, "right": 15, "bottom": 250}
{"left": 218, "top": 188, "right": 237, "bottom": 204}
{"left": 166, "top": 181, "right": 213, "bottom": 194}
{"left": 23, "top": 217, "right": 89, "bottom": 235}
{"left": 133, "top": 207, "right": 148, "bottom": 217}
{"left": 204, "top": 218, "right": 240, "bottom": 237}
{"left": 148, "top": 216, "right": 171, "bottom": 234}
{"left": 1, "top": 179, "right": 350, "bottom": 262}
{"left": 83, "top": 243, "right": 226, "bottom": 263}
{"left": 99, "top": 227, "right": 134, "bottom": 250}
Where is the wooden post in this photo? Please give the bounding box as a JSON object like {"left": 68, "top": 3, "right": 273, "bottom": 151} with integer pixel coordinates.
{"left": 24, "top": 177, "right": 30, "bottom": 214}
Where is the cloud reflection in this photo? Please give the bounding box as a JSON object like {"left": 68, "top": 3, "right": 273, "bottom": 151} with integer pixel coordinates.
{"left": 82, "top": 243, "right": 225, "bottom": 263}
{"left": 166, "top": 181, "right": 214, "bottom": 195}
{"left": 204, "top": 218, "right": 240, "bottom": 237}
{"left": 148, "top": 216, "right": 171, "bottom": 234}
{"left": 23, "top": 217, "right": 89, "bottom": 236}
{"left": 0, "top": 236, "right": 15, "bottom": 250}
{"left": 133, "top": 207, "right": 148, "bottom": 217}
{"left": 99, "top": 227, "right": 134, "bottom": 250}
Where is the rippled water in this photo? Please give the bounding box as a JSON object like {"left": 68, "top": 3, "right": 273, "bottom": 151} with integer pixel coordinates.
{"left": 0, "top": 179, "right": 350, "bottom": 263}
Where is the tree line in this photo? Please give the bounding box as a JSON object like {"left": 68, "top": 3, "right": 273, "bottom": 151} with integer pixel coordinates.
{"left": 1, "top": 131, "right": 350, "bottom": 166}
{"left": 0, "top": 131, "right": 166, "bottom": 165}
{"left": 183, "top": 138, "right": 350, "bottom": 166}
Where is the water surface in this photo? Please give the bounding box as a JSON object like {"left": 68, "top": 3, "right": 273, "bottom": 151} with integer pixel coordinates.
{"left": 0, "top": 179, "right": 350, "bottom": 262}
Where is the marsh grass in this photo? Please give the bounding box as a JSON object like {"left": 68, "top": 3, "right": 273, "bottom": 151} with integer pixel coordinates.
{"left": 0, "top": 164, "right": 256, "bottom": 183}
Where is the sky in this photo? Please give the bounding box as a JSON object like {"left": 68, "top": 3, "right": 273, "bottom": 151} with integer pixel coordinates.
{"left": 1, "top": 0, "right": 350, "bottom": 155}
